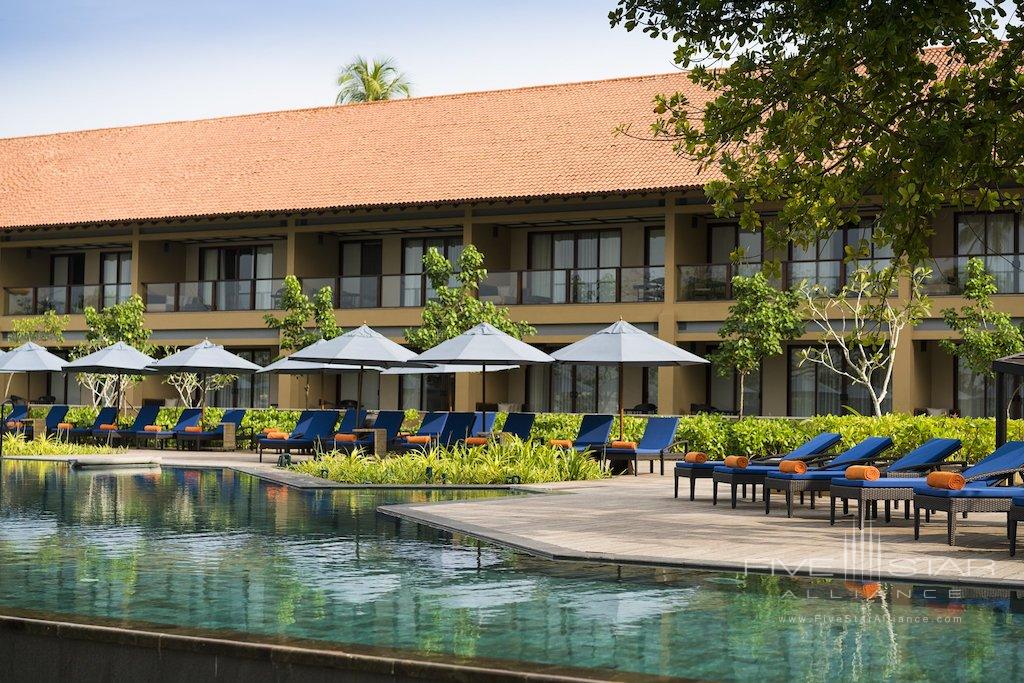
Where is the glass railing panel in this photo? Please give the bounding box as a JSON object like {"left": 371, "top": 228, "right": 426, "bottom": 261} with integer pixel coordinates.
{"left": 178, "top": 282, "right": 214, "bottom": 312}
{"left": 70, "top": 284, "right": 101, "bottom": 313}
{"left": 339, "top": 275, "right": 380, "bottom": 309}
{"left": 522, "top": 270, "right": 566, "bottom": 305}
{"left": 677, "top": 264, "right": 730, "bottom": 301}
{"left": 480, "top": 271, "right": 520, "bottom": 305}
{"left": 570, "top": 268, "right": 618, "bottom": 304}
{"left": 301, "top": 277, "right": 337, "bottom": 303}
{"left": 5, "top": 288, "right": 34, "bottom": 316}
{"left": 145, "top": 283, "right": 176, "bottom": 312}
{"left": 619, "top": 266, "right": 664, "bottom": 303}
{"left": 216, "top": 280, "right": 253, "bottom": 311}
{"left": 34, "top": 286, "right": 68, "bottom": 314}
{"left": 254, "top": 279, "right": 284, "bottom": 310}
{"left": 787, "top": 260, "right": 841, "bottom": 294}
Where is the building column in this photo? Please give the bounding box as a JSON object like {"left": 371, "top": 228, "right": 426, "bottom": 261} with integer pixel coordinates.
{"left": 130, "top": 226, "right": 142, "bottom": 296}
{"left": 658, "top": 195, "right": 679, "bottom": 415}
{"left": 891, "top": 335, "right": 918, "bottom": 414}
{"left": 455, "top": 206, "right": 475, "bottom": 411}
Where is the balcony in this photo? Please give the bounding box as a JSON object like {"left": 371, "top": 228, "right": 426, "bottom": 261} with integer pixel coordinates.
{"left": 145, "top": 279, "right": 287, "bottom": 312}
{"left": 300, "top": 274, "right": 464, "bottom": 309}
{"left": 479, "top": 267, "right": 665, "bottom": 305}
{"left": 4, "top": 284, "right": 131, "bottom": 316}
{"left": 924, "top": 255, "right": 1024, "bottom": 296}
{"left": 676, "top": 260, "right": 899, "bottom": 301}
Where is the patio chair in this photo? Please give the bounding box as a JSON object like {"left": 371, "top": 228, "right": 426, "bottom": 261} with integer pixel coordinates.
{"left": 602, "top": 416, "right": 682, "bottom": 476}
{"left": 703, "top": 432, "right": 842, "bottom": 505}
{"left": 392, "top": 411, "right": 448, "bottom": 450}
{"left": 397, "top": 412, "right": 476, "bottom": 452}
{"left": 472, "top": 411, "right": 497, "bottom": 436}
{"left": 138, "top": 408, "right": 203, "bottom": 449}
{"left": 911, "top": 441, "right": 1024, "bottom": 545}
{"left": 20, "top": 404, "right": 69, "bottom": 439}
{"left": 66, "top": 407, "right": 118, "bottom": 442}
{"left": 0, "top": 404, "right": 30, "bottom": 435}
{"left": 499, "top": 412, "right": 535, "bottom": 441}
{"left": 764, "top": 437, "right": 894, "bottom": 517}
{"left": 257, "top": 409, "right": 314, "bottom": 460}
{"left": 258, "top": 410, "right": 339, "bottom": 464}
{"left": 175, "top": 409, "right": 247, "bottom": 451}
{"left": 329, "top": 410, "right": 405, "bottom": 454}
{"left": 94, "top": 405, "right": 161, "bottom": 445}
{"left": 829, "top": 438, "right": 963, "bottom": 528}
{"left": 548, "top": 414, "right": 614, "bottom": 454}
{"left": 1008, "top": 497, "right": 1024, "bottom": 556}
{"left": 336, "top": 407, "right": 368, "bottom": 435}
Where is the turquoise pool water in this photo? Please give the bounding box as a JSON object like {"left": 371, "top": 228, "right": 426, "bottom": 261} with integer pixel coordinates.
{"left": 1, "top": 461, "right": 1023, "bottom": 681}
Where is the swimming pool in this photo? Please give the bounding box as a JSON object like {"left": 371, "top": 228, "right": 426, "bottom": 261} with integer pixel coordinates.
{"left": 0, "top": 460, "right": 1022, "bottom": 681}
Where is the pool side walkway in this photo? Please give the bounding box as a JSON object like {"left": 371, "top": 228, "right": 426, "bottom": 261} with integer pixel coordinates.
{"left": 11, "top": 450, "right": 1024, "bottom": 588}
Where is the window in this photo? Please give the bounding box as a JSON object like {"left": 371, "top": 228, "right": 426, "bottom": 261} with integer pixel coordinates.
{"left": 401, "top": 236, "right": 462, "bottom": 306}
{"left": 955, "top": 212, "right": 1019, "bottom": 293}
{"left": 339, "top": 240, "right": 382, "bottom": 308}
{"left": 787, "top": 347, "right": 891, "bottom": 416}
{"left": 642, "top": 367, "right": 659, "bottom": 408}
{"left": 100, "top": 252, "right": 132, "bottom": 309}
{"left": 337, "top": 371, "right": 380, "bottom": 410}
{"left": 526, "top": 363, "right": 618, "bottom": 413}
{"left": 51, "top": 253, "right": 86, "bottom": 286}
{"left": 788, "top": 219, "right": 893, "bottom": 292}
{"left": 526, "top": 230, "right": 621, "bottom": 303}
{"left": 952, "top": 356, "right": 1023, "bottom": 418}
{"left": 706, "top": 349, "right": 762, "bottom": 415}
{"left": 646, "top": 228, "right": 665, "bottom": 267}
{"left": 399, "top": 374, "right": 451, "bottom": 411}
{"left": 207, "top": 349, "right": 273, "bottom": 408}
{"left": 708, "top": 223, "right": 762, "bottom": 267}
{"left": 200, "top": 245, "right": 274, "bottom": 310}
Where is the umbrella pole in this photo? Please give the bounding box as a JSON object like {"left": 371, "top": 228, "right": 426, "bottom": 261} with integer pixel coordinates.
{"left": 117, "top": 374, "right": 123, "bottom": 413}
{"left": 481, "top": 363, "right": 487, "bottom": 435}
{"left": 618, "top": 361, "right": 624, "bottom": 442}
{"left": 356, "top": 365, "right": 364, "bottom": 424}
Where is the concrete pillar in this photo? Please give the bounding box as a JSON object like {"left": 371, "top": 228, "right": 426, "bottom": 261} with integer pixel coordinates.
{"left": 130, "top": 226, "right": 142, "bottom": 296}
{"left": 658, "top": 196, "right": 679, "bottom": 414}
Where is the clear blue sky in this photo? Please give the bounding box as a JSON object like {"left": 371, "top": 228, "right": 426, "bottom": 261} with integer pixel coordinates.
{"left": 0, "top": 0, "right": 678, "bottom": 138}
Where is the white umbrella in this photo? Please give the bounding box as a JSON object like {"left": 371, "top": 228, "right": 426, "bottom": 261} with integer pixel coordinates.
{"left": 64, "top": 341, "right": 156, "bottom": 410}
{"left": 289, "top": 325, "right": 421, "bottom": 419}
{"left": 551, "top": 319, "right": 708, "bottom": 440}
{"left": 413, "top": 323, "right": 553, "bottom": 431}
{"left": 147, "top": 340, "right": 262, "bottom": 413}
{"left": 0, "top": 342, "right": 66, "bottom": 404}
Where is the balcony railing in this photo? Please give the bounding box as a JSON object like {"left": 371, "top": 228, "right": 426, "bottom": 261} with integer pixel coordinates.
{"left": 4, "top": 284, "right": 131, "bottom": 316}
{"left": 924, "top": 255, "right": 1024, "bottom": 296}
{"left": 145, "top": 279, "right": 287, "bottom": 312}
{"left": 299, "top": 274, "right": 458, "bottom": 309}
{"left": 677, "top": 260, "right": 897, "bottom": 301}
{"left": 479, "top": 267, "right": 665, "bottom": 305}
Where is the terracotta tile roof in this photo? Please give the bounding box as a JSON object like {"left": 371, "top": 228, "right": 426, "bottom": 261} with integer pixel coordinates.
{"left": 0, "top": 72, "right": 714, "bottom": 229}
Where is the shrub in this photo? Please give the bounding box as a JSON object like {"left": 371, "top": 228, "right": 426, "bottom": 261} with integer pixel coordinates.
{"left": 293, "top": 437, "right": 606, "bottom": 485}
{"left": 1, "top": 433, "right": 119, "bottom": 456}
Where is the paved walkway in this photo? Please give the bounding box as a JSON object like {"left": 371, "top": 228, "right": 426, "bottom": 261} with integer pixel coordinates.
{"left": 380, "top": 474, "right": 1024, "bottom": 588}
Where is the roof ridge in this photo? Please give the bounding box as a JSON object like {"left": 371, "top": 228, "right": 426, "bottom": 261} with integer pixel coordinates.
{"left": 0, "top": 70, "right": 689, "bottom": 143}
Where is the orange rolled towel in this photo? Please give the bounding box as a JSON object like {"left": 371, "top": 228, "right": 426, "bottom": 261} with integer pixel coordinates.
{"left": 56, "top": 422, "right": 74, "bottom": 430}
{"left": 926, "top": 471, "right": 966, "bottom": 490}
{"left": 6, "top": 421, "right": 21, "bottom": 429}
{"left": 549, "top": 439, "right": 574, "bottom": 448}
{"left": 844, "top": 465, "right": 880, "bottom": 481}
{"left": 334, "top": 433, "right": 357, "bottom": 442}
{"left": 684, "top": 452, "right": 708, "bottom": 464}
{"left": 262, "top": 427, "right": 277, "bottom": 435}
{"left": 723, "top": 455, "right": 749, "bottom": 469}
{"left": 143, "top": 425, "right": 163, "bottom": 433}
{"left": 265, "top": 430, "right": 289, "bottom": 440}
{"left": 611, "top": 440, "right": 638, "bottom": 450}
{"left": 99, "top": 424, "right": 118, "bottom": 431}
{"left": 778, "top": 460, "right": 807, "bottom": 474}
{"left": 464, "top": 437, "right": 489, "bottom": 446}
{"left": 183, "top": 426, "right": 203, "bottom": 433}
{"left": 405, "top": 435, "right": 432, "bottom": 444}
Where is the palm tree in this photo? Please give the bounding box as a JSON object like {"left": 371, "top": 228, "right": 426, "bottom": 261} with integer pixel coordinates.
{"left": 334, "top": 56, "right": 412, "bottom": 104}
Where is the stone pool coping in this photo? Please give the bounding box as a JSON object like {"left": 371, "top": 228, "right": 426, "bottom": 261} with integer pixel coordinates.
{"left": 0, "top": 610, "right": 684, "bottom": 683}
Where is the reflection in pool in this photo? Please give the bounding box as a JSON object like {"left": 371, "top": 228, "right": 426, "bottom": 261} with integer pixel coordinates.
{"left": 1, "top": 460, "right": 1023, "bottom": 681}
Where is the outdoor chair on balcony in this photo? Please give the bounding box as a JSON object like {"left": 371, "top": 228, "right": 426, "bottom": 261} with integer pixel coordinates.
{"left": 258, "top": 410, "right": 339, "bottom": 464}
{"left": 137, "top": 408, "right": 203, "bottom": 448}
{"left": 175, "top": 409, "right": 247, "bottom": 451}
{"left": 328, "top": 410, "right": 405, "bottom": 454}
{"left": 763, "top": 437, "right": 894, "bottom": 517}
{"left": 547, "top": 414, "right": 614, "bottom": 455}
{"left": 702, "top": 432, "right": 843, "bottom": 505}
{"left": 911, "top": 441, "right": 1024, "bottom": 545}
{"left": 828, "top": 438, "right": 963, "bottom": 528}
{"left": 66, "top": 407, "right": 118, "bottom": 442}
{"left": 94, "top": 405, "right": 161, "bottom": 445}
{"left": 21, "top": 404, "right": 70, "bottom": 439}
{"left": 601, "top": 416, "right": 683, "bottom": 476}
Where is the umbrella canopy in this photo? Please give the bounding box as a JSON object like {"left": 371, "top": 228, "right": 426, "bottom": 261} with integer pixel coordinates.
{"left": 148, "top": 340, "right": 262, "bottom": 374}
{"left": 259, "top": 340, "right": 369, "bottom": 375}
{"left": 381, "top": 363, "right": 518, "bottom": 375}
{"left": 413, "top": 323, "right": 552, "bottom": 430}
{"left": 64, "top": 342, "right": 155, "bottom": 374}
{"left": 289, "top": 325, "right": 419, "bottom": 367}
{"left": 0, "top": 342, "right": 66, "bottom": 373}
{"left": 551, "top": 320, "right": 708, "bottom": 440}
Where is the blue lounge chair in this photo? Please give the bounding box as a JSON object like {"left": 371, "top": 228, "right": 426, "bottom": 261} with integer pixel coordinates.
{"left": 0, "top": 404, "right": 29, "bottom": 435}
{"left": 21, "top": 405, "right": 69, "bottom": 439}
{"left": 258, "top": 410, "right": 339, "bottom": 463}
{"left": 910, "top": 441, "right": 1024, "bottom": 545}
{"left": 500, "top": 412, "right": 535, "bottom": 441}
{"left": 95, "top": 405, "right": 161, "bottom": 444}
{"left": 396, "top": 412, "right": 475, "bottom": 452}
{"left": 703, "top": 432, "right": 842, "bottom": 505}
{"left": 175, "top": 409, "right": 247, "bottom": 450}
{"left": 764, "top": 437, "right": 894, "bottom": 516}
{"left": 829, "top": 438, "right": 962, "bottom": 528}
{"left": 257, "top": 409, "right": 314, "bottom": 460}
{"left": 330, "top": 410, "right": 405, "bottom": 454}
{"left": 140, "top": 408, "right": 203, "bottom": 448}
{"left": 549, "top": 414, "right": 614, "bottom": 453}
{"left": 393, "top": 411, "right": 448, "bottom": 447}
{"left": 602, "top": 416, "right": 681, "bottom": 476}
{"left": 336, "top": 408, "right": 368, "bottom": 435}
{"left": 472, "top": 411, "right": 496, "bottom": 436}
{"left": 67, "top": 407, "right": 118, "bottom": 442}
